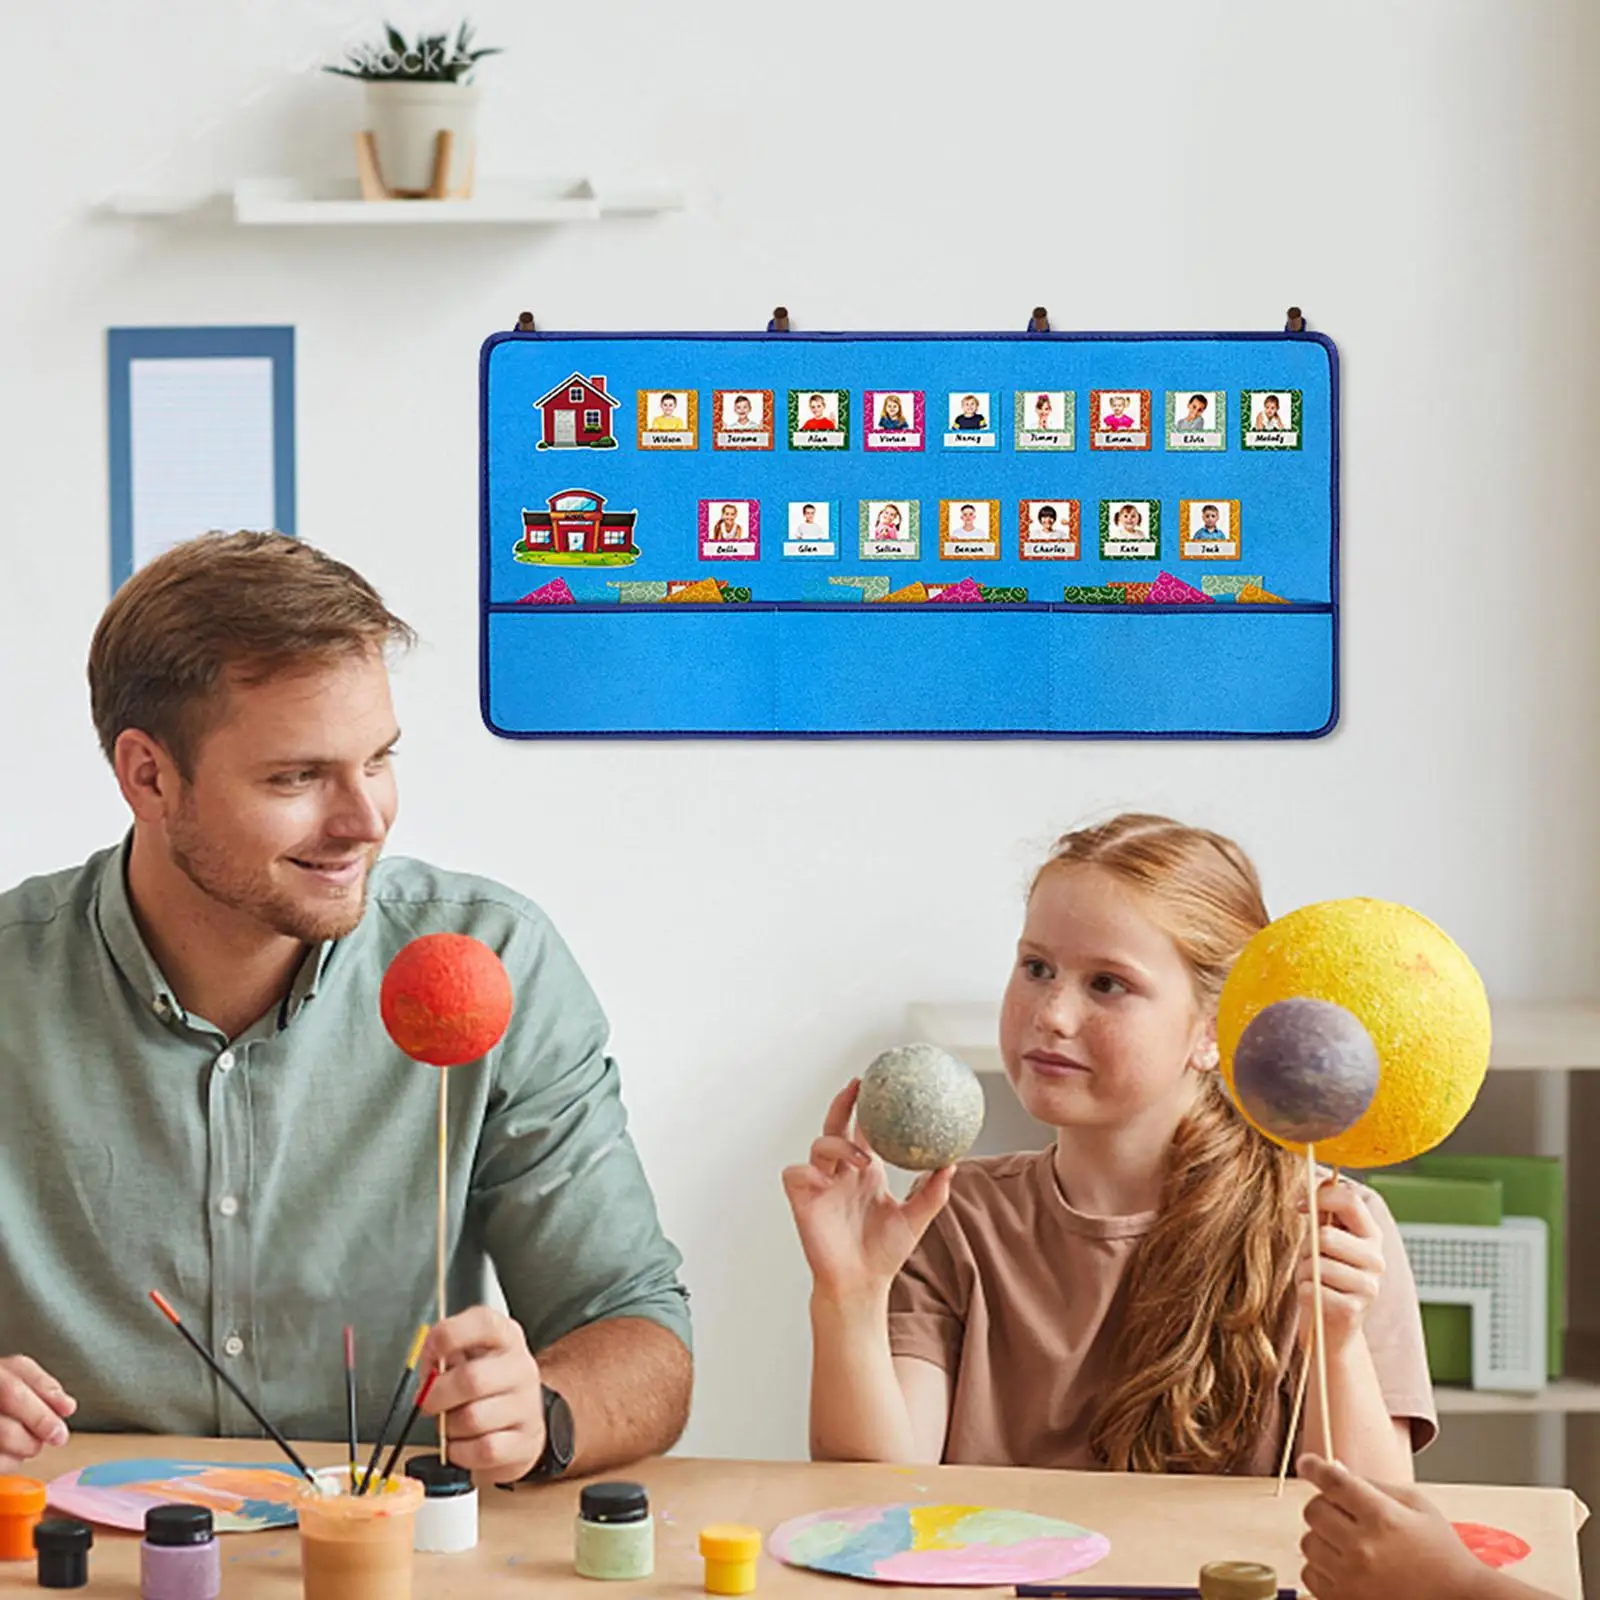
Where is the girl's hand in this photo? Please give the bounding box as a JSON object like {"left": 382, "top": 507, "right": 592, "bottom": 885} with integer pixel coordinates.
{"left": 1298, "top": 1455, "right": 1488, "bottom": 1600}
{"left": 782, "top": 1080, "right": 954, "bottom": 1304}
{"left": 1297, "top": 1178, "right": 1386, "bottom": 1355}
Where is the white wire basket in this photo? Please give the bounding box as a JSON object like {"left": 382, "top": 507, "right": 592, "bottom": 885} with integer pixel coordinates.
{"left": 1396, "top": 1217, "right": 1549, "bottom": 1394}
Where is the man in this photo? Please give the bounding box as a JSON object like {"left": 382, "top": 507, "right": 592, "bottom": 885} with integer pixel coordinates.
{"left": 0, "top": 532, "right": 692, "bottom": 1484}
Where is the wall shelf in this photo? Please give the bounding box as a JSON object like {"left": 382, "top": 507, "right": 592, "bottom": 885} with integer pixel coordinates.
{"left": 103, "top": 177, "right": 685, "bottom": 227}
{"left": 1435, "top": 1380, "right": 1600, "bottom": 1416}
{"left": 907, "top": 999, "right": 1600, "bottom": 1077}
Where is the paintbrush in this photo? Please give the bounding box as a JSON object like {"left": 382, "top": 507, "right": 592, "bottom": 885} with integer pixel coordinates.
{"left": 1016, "top": 1588, "right": 1297, "bottom": 1599}
{"left": 357, "top": 1324, "right": 429, "bottom": 1495}
{"left": 375, "top": 1366, "right": 442, "bottom": 1489}
{"left": 343, "top": 1325, "right": 359, "bottom": 1490}
{"left": 148, "top": 1290, "right": 316, "bottom": 1485}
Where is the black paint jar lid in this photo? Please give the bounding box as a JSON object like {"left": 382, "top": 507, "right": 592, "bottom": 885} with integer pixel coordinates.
{"left": 145, "top": 1503, "right": 215, "bottom": 1545}
{"left": 405, "top": 1453, "right": 475, "bottom": 1497}
{"left": 580, "top": 1481, "right": 649, "bottom": 1523}
{"left": 34, "top": 1518, "right": 93, "bottom": 1589}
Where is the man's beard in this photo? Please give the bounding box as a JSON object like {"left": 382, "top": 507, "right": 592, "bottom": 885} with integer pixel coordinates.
{"left": 169, "top": 804, "right": 376, "bottom": 944}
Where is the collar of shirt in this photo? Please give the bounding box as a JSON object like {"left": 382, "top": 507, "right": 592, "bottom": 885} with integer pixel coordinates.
{"left": 93, "top": 834, "right": 336, "bottom": 1037}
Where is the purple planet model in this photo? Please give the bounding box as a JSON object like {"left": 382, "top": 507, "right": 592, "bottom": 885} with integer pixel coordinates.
{"left": 1231, "top": 998, "right": 1380, "bottom": 1146}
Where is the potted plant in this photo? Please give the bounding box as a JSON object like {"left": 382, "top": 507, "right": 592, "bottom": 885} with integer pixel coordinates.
{"left": 324, "top": 21, "right": 502, "bottom": 198}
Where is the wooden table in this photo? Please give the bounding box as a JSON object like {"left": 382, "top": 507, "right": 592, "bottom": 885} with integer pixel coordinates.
{"left": 0, "top": 1436, "right": 1586, "bottom": 1598}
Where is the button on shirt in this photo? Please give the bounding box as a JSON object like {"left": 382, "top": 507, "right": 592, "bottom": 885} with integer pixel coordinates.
{"left": 0, "top": 842, "right": 691, "bottom": 1441}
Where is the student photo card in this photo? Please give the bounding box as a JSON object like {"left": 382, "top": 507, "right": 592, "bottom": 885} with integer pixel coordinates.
{"left": 1100, "top": 497, "right": 1161, "bottom": 559}
{"left": 942, "top": 390, "right": 997, "bottom": 449}
{"left": 788, "top": 389, "right": 849, "bottom": 450}
{"left": 1179, "top": 497, "right": 1241, "bottom": 559}
{"left": 1019, "top": 498, "right": 1081, "bottom": 560}
{"left": 699, "top": 498, "right": 761, "bottom": 559}
{"left": 1090, "top": 389, "right": 1152, "bottom": 450}
{"left": 859, "top": 498, "right": 921, "bottom": 558}
{"left": 938, "top": 498, "right": 1001, "bottom": 559}
{"left": 864, "top": 390, "right": 925, "bottom": 451}
{"left": 1015, "top": 389, "right": 1076, "bottom": 451}
{"left": 783, "top": 499, "right": 838, "bottom": 558}
{"left": 1242, "top": 389, "right": 1302, "bottom": 448}
{"left": 638, "top": 387, "right": 699, "bottom": 449}
{"left": 713, "top": 388, "right": 775, "bottom": 450}
{"left": 1165, "top": 389, "right": 1225, "bottom": 451}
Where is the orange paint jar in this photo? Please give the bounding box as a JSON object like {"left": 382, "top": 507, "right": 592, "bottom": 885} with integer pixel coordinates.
{"left": 0, "top": 1476, "right": 47, "bottom": 1561}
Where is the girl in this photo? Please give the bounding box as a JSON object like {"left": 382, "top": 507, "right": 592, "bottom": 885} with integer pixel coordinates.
{"left": 877, "top": 394, "right": 911, "bottom": 431}
{"left": 1102, "top": 394, "right": 1136, "bottom": 429}
{"left": 1032, "top": 392, "right": 1055, "bottom": 430}
{"left": 872, "top": 504, "right": 904, "bottom": 541}
{"left": 1254, "top": 393, "right": 1286, "bottom": 429}
{"left": 783, "top": 814, "right": 1433, "bottom": 1479}
{"left": 1115, "top": 503, "right": 1144, "bottom": 535}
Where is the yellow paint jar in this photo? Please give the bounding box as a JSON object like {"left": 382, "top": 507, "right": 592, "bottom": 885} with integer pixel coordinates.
{"left": 699, "top": 1523, "right": 762, "bottom": 1595}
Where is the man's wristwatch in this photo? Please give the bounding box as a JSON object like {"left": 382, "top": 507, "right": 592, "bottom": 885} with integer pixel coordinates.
{"left": 516, "top": 1383, "right": 575, "bottom": 1485}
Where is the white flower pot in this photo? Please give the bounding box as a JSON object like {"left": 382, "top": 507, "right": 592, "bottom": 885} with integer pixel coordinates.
{"left": 363, "top": 80, "right": 478, "bottom": 197}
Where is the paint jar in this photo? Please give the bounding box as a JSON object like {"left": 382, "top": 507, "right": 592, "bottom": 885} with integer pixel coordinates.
{"left": 33, "top": 1518, "right": 92, "bottom": 1589}
{"left": 574, "top": 1481, "right": 654, "bottom": 1580}
{"left": 699, "top": 1523, "right": 762, "bottom": 1595}
{"left": 296, "top": 1470, "right": 424, "bottom": 1600}
{"left": 1199, "top": 1561, "right": 1280, "bottom": 1599}
{"left": 0, "top": 1474, "right": 46, "bottom": 1560}
{"left": 405, "top": 1453, "right": 478, "bottom": 1553}
{"left": 141, "top": 1503, "right": 221, "bottom": 1600}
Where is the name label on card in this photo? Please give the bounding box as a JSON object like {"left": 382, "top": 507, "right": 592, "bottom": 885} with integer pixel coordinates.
{"left": 784, "top": 541, "right": 837, "bottom": 558}
{"left": 943, "top": 540, "right": 997, "bottom": 559}
{"left": 716, "top": 430, "right": 771, "bottom": 447}
{"left": 864, "top": 539, "right": 917, "bottom": 558}
{"left": 1104, "top": 539, "right": 1158, "bottom": 559}
{"left": 1021, "top": 540, "right": 1078, "bottom": 560}
{"left": 1246, "top": 430, "right": 1299, "bottom": 448}
{"left": 1184, "top": 540, "right": 1238, "bottom": 558}
{"left": 1017, "top": 432, "right": 1072, "bottom": 450}
{"left": 792, "top": 431, "right": 845, "bottom": 449}
{"left": 1093, "top": 431, "right": 1149, "bottom": 449}
{"left": 641, "top": 432, "right": 696, "bottom": 449}
{"left": 1169, "top": 431, "right": 1223, "bottom": 449}
{"left": 942, "top": 432, "right": 996, "bottom": 448}
{"left": 866, "top": 433, "right": 923, "bottom": 450}
{"left": 702, "top": 541, "right": 757, "bottom": 559}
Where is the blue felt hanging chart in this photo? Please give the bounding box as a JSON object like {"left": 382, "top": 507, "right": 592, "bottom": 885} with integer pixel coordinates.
{"left": 479, "top": 330, "right": 1338, "bottom": 738}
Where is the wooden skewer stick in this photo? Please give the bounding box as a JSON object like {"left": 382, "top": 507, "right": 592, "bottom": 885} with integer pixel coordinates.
{"left": 1276, "top": 1163, "right": 1344, "bottom": 1495}
{"left": 1307, "top": 1144, "right": 1335, "bottom": 1464}
{"left": 1276, "top": 1289, "right": 1314, "bottom": 1496}
{"left": 438, "top": 1070, "right": 449, "bottom": 1460}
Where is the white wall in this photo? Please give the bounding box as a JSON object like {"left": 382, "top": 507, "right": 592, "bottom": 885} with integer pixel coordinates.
{"left": 3, "top": 0, "right": 1598, "bottom": 1464}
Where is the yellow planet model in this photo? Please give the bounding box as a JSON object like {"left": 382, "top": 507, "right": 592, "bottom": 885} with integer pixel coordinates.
{"left": 1217, "top": 898, "right": 1492, "bottom": 1169}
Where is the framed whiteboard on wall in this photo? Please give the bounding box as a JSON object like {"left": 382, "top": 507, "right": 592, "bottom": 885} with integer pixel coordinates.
{"left": 107, "top": 326, "right": 296, "bottom": 591}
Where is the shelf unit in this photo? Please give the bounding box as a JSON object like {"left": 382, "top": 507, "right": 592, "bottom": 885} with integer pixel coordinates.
{"left": 907, "top": 997, "right": 1600, "bottom": 1448}
{"left": 102, "top": 176, "right": 685, "bottom": 227}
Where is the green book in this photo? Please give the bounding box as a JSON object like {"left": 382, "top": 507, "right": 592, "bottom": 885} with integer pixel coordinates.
{"left": 1364, "top": 1174, "right": 1503, "bottom": 1385}
{"left": 1365, "top": 1173, "right": 1503, "bottom": 1227}
{"left": 1413, "top": 1154, "right": 1564, "bottom": 1378}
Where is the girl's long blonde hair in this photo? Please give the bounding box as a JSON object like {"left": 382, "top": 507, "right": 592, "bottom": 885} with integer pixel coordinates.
{"left": 1037, "top": 813, "right": 1302, "bottom": 1475}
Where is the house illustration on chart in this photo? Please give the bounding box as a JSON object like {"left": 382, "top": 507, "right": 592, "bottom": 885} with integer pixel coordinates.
{"left": 535, "top": 373, "right": 620, "bottom": 449}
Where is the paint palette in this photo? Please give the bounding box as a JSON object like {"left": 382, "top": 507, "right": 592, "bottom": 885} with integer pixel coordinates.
{"left": 768, "top": 1502, "right": 1110, "bottom": 1585}
{"left": 48, "top": 1458, "right": 306, "bottom": 1532}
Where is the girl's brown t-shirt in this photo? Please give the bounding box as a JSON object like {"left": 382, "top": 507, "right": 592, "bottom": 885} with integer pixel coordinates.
{"left": 887, "top": 1148, "right": 1437, "bottom": 1472}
